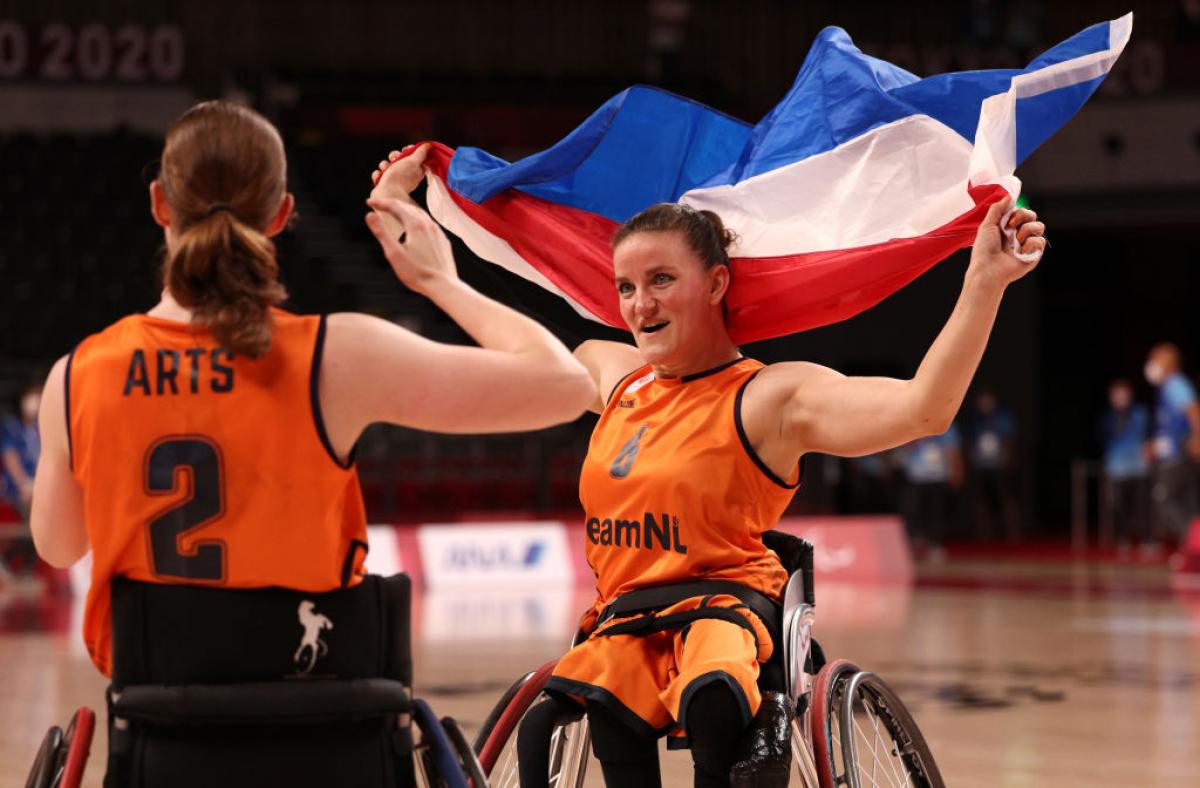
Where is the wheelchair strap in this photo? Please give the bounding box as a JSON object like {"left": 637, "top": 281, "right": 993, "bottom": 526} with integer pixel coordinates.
{"left": 597, "top": 580, "right": 781, "bottom": 647}
{"left": 597, "top": 606, "right": 763, "bottom": 648}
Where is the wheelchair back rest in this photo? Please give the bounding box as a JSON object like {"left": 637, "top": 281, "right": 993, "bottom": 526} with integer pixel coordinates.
{"left": 763, "top": 531, "right": 817, "bottom": 698}
{"left": 110, "top": 573, "right": 412, "bottom": 690}
{"left": 761, "top": 529, "right": 814, "bottom": 605}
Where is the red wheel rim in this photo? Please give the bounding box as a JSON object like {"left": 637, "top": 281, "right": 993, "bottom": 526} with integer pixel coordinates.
{"left": 478, "top": 659, "right": 559, "bottom": 773}
{"left": 810, "top": 659, "right": 859, "bottom": 788}
{"left": 59, "top": 707, "right": 95, "bottom": 788}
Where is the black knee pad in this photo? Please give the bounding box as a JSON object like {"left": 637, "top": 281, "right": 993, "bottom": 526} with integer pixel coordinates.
{"left": 586, "top": 702, "right": 657, "bottom": 765}
{"left": 729, "top": 692, "right": 795, "bottom": 788}
{"left": 686, "top": 682, "right": 748, "bottom": 781}
{"left": 518, "top": 698, "right": 578, "bottom": 753}
{"left": 518, "top": 699, "right": 584, "bottom": 788}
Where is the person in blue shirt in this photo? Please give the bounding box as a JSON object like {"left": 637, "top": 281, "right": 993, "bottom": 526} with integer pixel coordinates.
{"left": 964, "top": 388, "right": 1019, "bottom": 541}
{"left": 1101, "top": 379, "right": 1149, "bottom": 549}
{"left": 902, "top": 424, "right": 963, "bottom": 559}
{"left": 1144, "top": 343, "right": 1200, "bottom": 542}
{"left": 1, "top": 383, "right": 42, "bottom": 582}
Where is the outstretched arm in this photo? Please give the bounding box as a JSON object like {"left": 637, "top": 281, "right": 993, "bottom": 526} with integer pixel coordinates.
{"left": 318, "top": 194, "right": 595, "bottom": 459}
{"left": 743, "top": 197, "right": 1045, "bottom": 472}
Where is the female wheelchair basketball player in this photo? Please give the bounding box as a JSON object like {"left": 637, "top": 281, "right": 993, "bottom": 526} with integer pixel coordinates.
{"left": 374, "top": 150, "right": 1046, "bottom": 788}
{"left": 24, "top": 101, "right": 594, "bottom": 787}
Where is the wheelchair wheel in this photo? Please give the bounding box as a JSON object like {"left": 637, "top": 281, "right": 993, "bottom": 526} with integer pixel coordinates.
{"left": 412, "top": 699, "right": 473, "bottom": 788}
{"left": 811, "top": 659, "right": 943, "bottom": 788}
{"left": 24, "top": 726, "right": 62, "bottom": 788}
{"left": 471, "top": 668, "right": 537, "bottom": 754}
{"left": 24, "top": 707, "right": 96, "bottom": 788}
{"left": 474, "top": 660, "right": 590, "bottom": 788}
{"left": 58, "top": 707, "right": 96, "bottom": 788}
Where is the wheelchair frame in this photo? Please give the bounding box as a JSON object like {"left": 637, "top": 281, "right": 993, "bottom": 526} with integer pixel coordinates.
{"left": 26, "top": 559, "right": 940, "bottom": 788}
{"left": 473, "top": 550, "right": 943, "bottom": 788}
{"left": 26, "top": 572, "right": 489, "bottom": 788}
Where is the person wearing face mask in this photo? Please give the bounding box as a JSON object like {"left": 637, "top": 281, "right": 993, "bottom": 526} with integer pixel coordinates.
{"left": 964, "top": 388, "right": 1020, "bottom": 541}
{"left": 1101, "top": 379, "right": 1150, "bottom": 553}
{"left": 1143, "top": 343, "right": 1200, "bottom": 545}
{"left": 0, "top": 383, "right": 43, "bottom": 587}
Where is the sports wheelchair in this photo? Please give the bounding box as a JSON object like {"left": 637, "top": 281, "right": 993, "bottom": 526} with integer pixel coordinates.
{"left": 472, "top": 532, "right": 944, "bottom": 788}
{"left": 26, "top": 573, "right": 486, "bottom": 788}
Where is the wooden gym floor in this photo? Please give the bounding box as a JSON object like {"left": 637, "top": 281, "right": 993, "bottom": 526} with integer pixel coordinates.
{"left": 1, "top": 558, "right": 1196, "bottom": 787}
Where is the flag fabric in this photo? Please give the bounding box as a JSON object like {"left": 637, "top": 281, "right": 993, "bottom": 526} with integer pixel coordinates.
{"left": 421, "top": 14, "right": 1131, "bottom": 344}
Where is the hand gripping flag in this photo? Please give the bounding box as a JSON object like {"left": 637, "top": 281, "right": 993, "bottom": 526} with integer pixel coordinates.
{"left": 420, "top": 14, "right": 1131, "bottom": 344}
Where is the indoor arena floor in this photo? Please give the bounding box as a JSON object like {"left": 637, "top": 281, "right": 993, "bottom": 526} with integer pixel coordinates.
{"left": 1, "top": 558, "right": 1197, "bottom": 787}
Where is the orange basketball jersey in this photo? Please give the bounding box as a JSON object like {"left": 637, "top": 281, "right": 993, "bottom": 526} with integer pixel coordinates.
{"left": 67, "top": 310, "right": 367, "bottom": 675}
{"left": 579, "top": 357, "right": 798, "bottom": 618}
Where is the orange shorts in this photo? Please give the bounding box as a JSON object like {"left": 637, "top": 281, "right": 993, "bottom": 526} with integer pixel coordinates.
{"left": 545, "top": 594, "right": 774, "bottom": 743}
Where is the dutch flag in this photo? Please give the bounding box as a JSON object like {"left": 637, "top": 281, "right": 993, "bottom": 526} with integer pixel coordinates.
{"left": 421, "top": 14, "right": 1131, "bottom": 344}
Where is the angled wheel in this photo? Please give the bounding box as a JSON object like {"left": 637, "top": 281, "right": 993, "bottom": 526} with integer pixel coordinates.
{"left": 811, "top": 659, "right": 861, "bottom": 788}
{"left": 474, "top": 660, "right": 589, "bottom": 788}
{"left": 440, "top": 716, "right": 487, "bottom": 788}
{"left": 412, "top": 699, "right": 471, "bottom": 788}
{"left": 24, "top": 726, "right": 62, "bottom": 788}
{"left": 812, "top": 660, "right": 943, "bottom": 788}
{"left": 58, "top": 707, "right": 96, "bottom": 788}
{"left": 471, "top": 668, "right": 537, "bottom": 755}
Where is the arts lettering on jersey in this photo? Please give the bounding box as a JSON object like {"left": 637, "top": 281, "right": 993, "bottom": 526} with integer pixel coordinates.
{"left": 122, "top": 348, "right": 235, "bottom": 396}
{"left": 585, "top": 512, "right": 689, "bottom": 554}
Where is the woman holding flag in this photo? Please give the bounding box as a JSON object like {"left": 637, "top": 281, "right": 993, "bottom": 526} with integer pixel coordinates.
{"left": 373, "top": 145, "right": 1045, "bottom": 787}
{"left": 373, "top": 15, "right": 1131, "bottom": 786}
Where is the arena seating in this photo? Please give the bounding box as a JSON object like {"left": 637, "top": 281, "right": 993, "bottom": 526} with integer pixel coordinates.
{"left": 0, "top": 130, "right": 596, "bottom": 522}
{"left": 0, "top": 130, "right": 365, "bottom": 362}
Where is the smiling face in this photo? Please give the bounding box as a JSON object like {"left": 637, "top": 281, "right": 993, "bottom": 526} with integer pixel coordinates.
{"left": 613, "top": 230, "right": 731, "bottom": 370}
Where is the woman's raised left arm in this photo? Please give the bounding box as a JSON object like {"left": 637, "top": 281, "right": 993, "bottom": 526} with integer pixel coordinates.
{"left": 742, "top": 196, "right": 1045, "bottom": 470}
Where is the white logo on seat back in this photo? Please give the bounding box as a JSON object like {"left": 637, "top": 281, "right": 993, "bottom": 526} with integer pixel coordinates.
{"left": 293, "top": 600, "right": 333, "bottom": 675}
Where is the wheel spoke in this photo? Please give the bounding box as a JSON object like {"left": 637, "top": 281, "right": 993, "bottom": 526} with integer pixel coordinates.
{"left": 862, "top": 698, "right": 894, "bottom": 787}
{"left": 851, "top": 711, "right": 891, "bottom": 788}
{"left": 488, "top": 714, "right": 585, "bottom": 788}
{"left": 854, "top": 699, "right": 914, "bottom": 788}
{"left": 820, "top": 668, "right": 939, "bottom": 788}
{"left": 496, "top": 744, "right": 518, "bottom": 788}
{"left": 866, "top": 695, "right": 909, "bottom": 788}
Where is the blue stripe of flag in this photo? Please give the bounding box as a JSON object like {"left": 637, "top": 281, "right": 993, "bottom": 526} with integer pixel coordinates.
{"left": 446, "top": 18, "right": 1117, "bottom": 224}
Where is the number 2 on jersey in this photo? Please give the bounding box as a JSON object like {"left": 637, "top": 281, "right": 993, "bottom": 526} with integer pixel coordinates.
{"left": 144, "top": 436, "right": 227, "bottom": 581}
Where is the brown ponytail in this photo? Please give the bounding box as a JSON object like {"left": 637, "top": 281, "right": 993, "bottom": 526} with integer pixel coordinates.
{"left": 158, "top": 101, "right": 289, "bottom": 358}
{"left": 611, "top": 203, "right": 738, "bottom": 270}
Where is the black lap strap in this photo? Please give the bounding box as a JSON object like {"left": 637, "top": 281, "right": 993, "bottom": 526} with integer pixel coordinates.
{"left": 597, "top": 580, "right": 781, "bottom": 647}
{"left": 598, "top": 607, "right": 762, "bottom": 648}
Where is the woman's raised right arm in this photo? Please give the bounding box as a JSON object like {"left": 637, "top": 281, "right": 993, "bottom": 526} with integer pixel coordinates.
{"left": 318, "top": 198, "right": 595, "bottom": 460}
